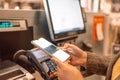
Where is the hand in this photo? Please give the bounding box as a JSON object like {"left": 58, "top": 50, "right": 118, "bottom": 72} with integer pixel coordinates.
{"left": 51, "top": 57, "right": 83, "bottom": 80}
{"left": 61, "top": 43, "right": 87, "bottom": 67}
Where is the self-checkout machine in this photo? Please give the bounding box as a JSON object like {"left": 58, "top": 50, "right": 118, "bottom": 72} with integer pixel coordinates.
{"left": 0, "top": 13, "right": 35, "bottom": 79}
{"left": 0, "top": 19, "right": 33, "bottom": 60}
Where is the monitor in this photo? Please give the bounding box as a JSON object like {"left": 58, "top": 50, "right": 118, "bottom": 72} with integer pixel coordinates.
{"left": 43, "top": 0, "right": 86, "bottom": 41}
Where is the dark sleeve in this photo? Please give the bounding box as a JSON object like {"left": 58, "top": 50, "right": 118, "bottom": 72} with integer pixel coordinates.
{"left": 83, "top": 52, "right": 113, "bottom": 77}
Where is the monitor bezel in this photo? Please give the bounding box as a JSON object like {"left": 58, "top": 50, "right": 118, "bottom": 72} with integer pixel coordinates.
{"left": 43, "top": 0, "right": 86, "bottom": 41}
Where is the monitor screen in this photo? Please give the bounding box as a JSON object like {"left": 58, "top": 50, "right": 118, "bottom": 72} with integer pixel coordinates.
{"left": 43, "top": 0, "right": 85, "bottom": 41}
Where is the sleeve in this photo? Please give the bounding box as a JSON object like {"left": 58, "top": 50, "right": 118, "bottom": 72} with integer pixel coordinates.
{"left": 83, "top": 52, "right": 113, "bottom": 77}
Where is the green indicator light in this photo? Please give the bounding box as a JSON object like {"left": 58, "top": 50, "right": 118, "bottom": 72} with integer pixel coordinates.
{"left": 0, "top": 22, "right": 13, "bottom": 28}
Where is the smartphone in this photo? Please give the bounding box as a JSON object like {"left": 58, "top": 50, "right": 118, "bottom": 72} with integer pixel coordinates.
{"left": 31, "top": 38, "right": 70, "bottom": 62}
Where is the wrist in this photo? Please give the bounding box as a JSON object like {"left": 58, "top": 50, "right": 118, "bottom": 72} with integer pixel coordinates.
{"left": 81, "top": 52, "right": 87, "bottom": 68}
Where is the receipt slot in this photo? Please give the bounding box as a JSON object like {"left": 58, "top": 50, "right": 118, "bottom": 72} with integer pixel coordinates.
{"left": 0, "top": 60, "right": 35, "bottom": 80}
{"left": 0, "top": 19, "right": 33, "bottom": 60}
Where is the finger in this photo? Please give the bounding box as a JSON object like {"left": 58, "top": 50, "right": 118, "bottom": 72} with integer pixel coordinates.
{"left": 66, "top": 59, "right": 70, "bottom": 63}
{"left": 56, "top": 47, "right": 61, "bottom": 50}
{"left": 63, "top": 43, "right": 70, "bottom": 49}
{"left": 63, "top": 48, "right": 77, "bottom": 57}
{"left": 56, "top": 43, "right": 70, "bottom": 49}
{"left": 56, "top": 44, "right": 74, "bottom": 56}
{"left": 51, "top": 57, "right": 64, "bottom": 68}
{"left": 57, "top": 66, "right": 60, "bottom": 72}
{"left": 58, "top": 47, "right": 64, "bottom": 50}
{"left": 56, "top": 47, "right": 67, "bottom": 51}
{"left": 66, "top": 43, "right": 84, "bottom": 53}
{"left": 57, "top": 43, "right": 70, "bottom": 51}
{"left": 66, "top": 48, "right": 75, "bottom": 54}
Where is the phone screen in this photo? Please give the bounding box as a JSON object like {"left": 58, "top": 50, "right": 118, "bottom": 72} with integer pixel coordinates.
{"left": 32, "top": 38, "right": 70, "bottom": 62}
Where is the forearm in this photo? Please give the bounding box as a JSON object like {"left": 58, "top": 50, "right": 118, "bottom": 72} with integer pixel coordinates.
{"left": 83, "top": 52, "right": 113, "bottom": 77}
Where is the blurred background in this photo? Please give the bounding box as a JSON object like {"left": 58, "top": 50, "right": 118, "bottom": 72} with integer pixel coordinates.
{"left": 0, "top": 0, "right": 120, "bottom": 80}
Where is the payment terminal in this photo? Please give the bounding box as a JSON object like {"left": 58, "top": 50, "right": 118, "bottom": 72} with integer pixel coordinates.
{"left": 26, "top": 48, "right": 58, "bottom": 80}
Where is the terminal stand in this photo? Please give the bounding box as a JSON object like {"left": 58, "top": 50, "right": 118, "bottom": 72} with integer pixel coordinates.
{"left": 53, "top": 36, "right": 78, "bottom": 47}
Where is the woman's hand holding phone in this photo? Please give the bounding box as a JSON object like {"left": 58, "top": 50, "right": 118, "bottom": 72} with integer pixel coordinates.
{"left": 60, "top": 43, "right": 87, "bottom": 67}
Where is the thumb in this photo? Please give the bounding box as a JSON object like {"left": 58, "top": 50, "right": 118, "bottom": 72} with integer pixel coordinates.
{"left": 51, "top": 57, "right": 64, "bottom": 68}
